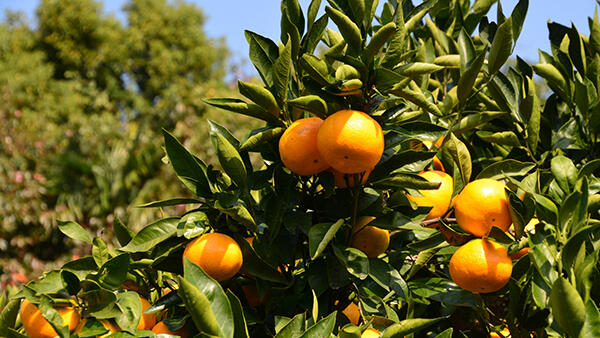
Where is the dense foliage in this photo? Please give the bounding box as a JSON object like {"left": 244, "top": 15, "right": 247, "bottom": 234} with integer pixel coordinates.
{"left": 2, "top": 0, "right": 600, "bottom": 337}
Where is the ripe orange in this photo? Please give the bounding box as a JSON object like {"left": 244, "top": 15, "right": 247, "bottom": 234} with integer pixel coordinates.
{"left": 138, "top": 296, "right": 156, "bottom": 330}
{"left": 350, "top": 216, "right": 390, "bottom": 258}
{"left": 341, "top": 302, "right": 361, "bottom": 325}
{"left": 490, "top": 327, "right": 510, "bottom": 338}
{"left": 449, "top": 238, "right": 513, "bottom": 293}
{"left": 152, "top": 321, "right": 189, "bottom": 338}
{"left": 454, "top": 179, "right": 512, "bottom": 237}
{"left": 183, "top": 232, "right": 243, "bottom": 281}
{"left": 279, "top": 117, "right": 329, "bottom": 176}
{"left": 20, "top": 299, "right": 81, "bottom": 338}
{"left": 317, "top": 110, "right": 384, "bottom": 174}
{"left": 362, "top": 328, "right": 381, "bottom": 338}
{"left": 406, "top": 170, "right": 453, "bottom": 220}
{"left": 333, "top": 167, "right": 372, "bottom": 188}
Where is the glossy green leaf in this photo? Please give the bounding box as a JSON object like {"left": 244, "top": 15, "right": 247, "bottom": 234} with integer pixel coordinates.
{"left": 382, "top": 4, "right": 407, "bottom": 68}
{"left": 300, "top": 311, "right": 336, "bottom": 338}
{"left": 476, "top": 131, "right": 521, "bottom": 147}
{"left": 178, "top": 276, "right": 220, "bottom": 337}
{"left": 114, "top": 291, "right": 141, "bottom": 333}
{"left": 226, "top": 291, "right": 250, "bottom": 338}
{"left": 338, "top": 324, "right": 362, "bottom": 338}
{"left": 57, "top": 220, "right": 92, "bottom": 244}
{"left": 121, "top": 217, "right": 179, "bottom": 252}
{"left": 203, "top": 98, "right": 280, "bottom": 123}
{"left": 300, "top": 54, "right": 330, "bottom": 85}
{"left": 163, "top": 129, "right": 212, "bottom": 198}
{"left": 440, "top": 134, "right": 472, "bottom": 188}
{"left": 38, "top": 296, "right": 69, "bottom": 338}
{"left": 234, "top": 235, "right": 288, "bottom": 284}
{"left": 93, "top": 253, "right": 130, "bottom": 291}
{"left": 274, "top": 313, "right": 305, "bottom": 337}
{"left": 0, "top": 299, "right": 20, "bottom": 336}
{"left": 488, "top": 17, "right": 513, "bottom": 74}
{"left": 112, "top": 216, "right": 134, "bottom": 248}
{"left": 309, "top": 219, "right": 344, "bottom": 260}
{"left": 239, "top": 127, "right": 285, "bottom": 152}
{"left": 395, "top": 62, "right": 443, "bottom": 76}
{"left": 476, "top": 160, "right": 535, "bottom": 180}
{"left": 325, "top": 6, "right": 362, "bottom": 54}
{"left": 214, "top": 201, "right": 258, "bottom": 233}
{"left": 381, "top": 317, "right": 446, "bottom": 337}
{"left": 372, "top": 173, "right": 441, "bottom": 190}
{"left": 238, "top": 80, "right": 279, "bottom": 117}
{"left": 364, "top": 22, "right": 397, "bottom": 64}
{"left": 510, "top": 0, "right": 528, "bottom": 41}
{"left": 369, "top": 259, "right": 408, "bottom": 299}
{"left": 306, "top": 0, "right": 322, "bottom": 34}
{"left": 521, "top": 76, "right": 541, "bottom": 152}
{"left": 288, "top": 95, "right": 328, "bottom": 118}
{"left": 273, "top": 40, "right": 292, "bottom": 105}
{"left": 281, "top": 7, "right": 301, "bottom": 59}
{"left": 137, "top": 198, "right": 202, "bottom": 208}
{"left": 551, "top": 155, "right": 577, "bottom": 193}
{"left": 551, "top": 277, "right": 586, "bottom": 337}
{"left": 209, "top": 121, "right": 247, "bottom": 188}
{"left": 457, "top": 48, "right": 487, "bottom": 103}
{"left": 184, "top": 258, "right": 234, "bottom": 338}
{"left": 533, "top": 63, "right": 568, "bottom": 98}
{"left": 451, "top": 111, "right": 506, "bottom": 134}
{"left": 333, "top": 245, "right": 369, "bottom": 280}
{"left": 581, "top": 300, "right": 600, "bottom": 337}
{"left": 245, "top": 30, "right": 278, "bottom": 86}
{"left": 304, "top": 14, "right": 328, "bottom": 55}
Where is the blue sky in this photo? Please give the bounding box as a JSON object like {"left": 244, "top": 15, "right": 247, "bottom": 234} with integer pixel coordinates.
{"left": 1, "top": 0, "right": 596, "bottom": 72}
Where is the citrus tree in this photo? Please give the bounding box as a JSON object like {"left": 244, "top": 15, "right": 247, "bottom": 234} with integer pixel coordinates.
{"left": 2, "top": 0, "right": 600, "bottom": 337}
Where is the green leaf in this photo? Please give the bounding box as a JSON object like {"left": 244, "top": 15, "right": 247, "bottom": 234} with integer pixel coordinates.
{"left": 457, "top": 29, "right": 476, "bottom": 72}
{"left": 203, "top": 98, "right": 280, "bottom": 124}
{"left": 234, "top": 235, "right": 288, "bottom": 284}
{"left": 62, "top": 256, "right": 98, "bottom": 280}
{"left": 568, "top": 25, "right": 586, "bottom": 75}
{"left": 238, "top": 80, "right": 279, "bottom": 117}
{"left": 364, "top": 22, "right": 397, "bottom": 64}
{"left": 38, "top": 296, "right": 69, "bottom": 338}
{"left": 121, "top": 217, "right": 179, "bottom": 252}
{"left": 113, "top": 216, "right": 134, "bottom": 248}
{"left": 457, "top": 48, "right": 487, "bottom": 103}
{"left": 208, "top": 121, "right": 247, "bottom": 188}
{"left": 476, "top": 160, "right": 535, "bottom": 180}
{"left": 381, "top": 317, "right": 446, "bottom": 337}
{"left": 273, "top": 40, "right": 292, "bottom": 105}
{"left": 245, "top": 30, "right": 278, "bottom": 87}
{"left": 433, "top": 54, "right": 460, "bottom": 68}
{"left": 533, "top": 63, "right": 568, "bottom": 99}
{"left": 381, "top": 4, "right": 407, "bottom": 68}
{"left": 137, "top": 198, "right": 202, "bottom": 208}
{"left": 214, "top": 201, "right": 258, "bottom": 233}
{"left": 551, "top": 277, "right": 586, "bottom": 337}
{"left": 333, "top": 245, "right": 369, "bottom": 280}
{"left": 488, "top": 17, "right": 513, "bottom": 74}
{"left": 451, "top": 111, "right": 506, "bottom": 134}
{"left": 226, "top": 291, "right": 250, "bottom": 338}
{"left": 178, "top": 277, "right": 220, "bottom": 337}
{"left": 281, "top": 7, "right": 301, "bottom": 59}
{"left": 57, "top": 220, "right": 92, "bottom": 244}
{"left": 325, "top": 6, "right": 362, "bottom": 54}
{"left": 306, "top": 0, "right": 322, "bottom": 34}
{"left": 288, "top": 95, "right": 328, "bottom": 118}
{"left": 184, "top": 258, "right": 234, "bottom": 338}
{"left": 389, "top": 82, "right": 443, "bottom": 117}
{"left": 309, "top": 219, "right": 345, "bottom": 260}
{"left": 578, "top": 159, "right": 600, "bottom": 178}
{"left": 348, "top": 0, "right": 365, "bottom": 28}
{"left": 440, "top": 134, "right": 472, "bottom": 188}
{"left": 395, "top": 62, "right": 444, "bottom": 76}
{"left": 92, "top": 237, "right": 109, "bottom": 268}
{"left": 551, "top": 155, "right": 577, "bottom": 193}
{"left": 163, "top": 129, "right": 212, "bottom": 198}
{"left": 274, "top": 313, "right": 305, "bottom": 337}
{"left": 581, "top": 300, "right": 600, "bottom": 337}
{"left": 300, "top": 311, "right": 337, "bottom": 338}
{"left": 93, "top": 253, "right": 130, "bottom": 290}
{"left": 338, "top": 324, "right": 362, "bottom": 338}
{"left": 521, "top": 76, "right": 541, "bottom": 152}
{"left": 369, "top": 259, "right": 408, "bottom": 299}
{"left": 239, "top": 127, "right": 285, "bottom": 152}
{"left": 510, "top": 0, "right": 528, "bottom": 41}
{"left": 0, "top": 299, "right": 21, "bottom": 336}
{"left": 372, "top": 174, "right": 441, "bottom": 190}
{"left": 114, "top": 291, "right": 141, "bottom": 333}
{"left": 476, "top": 131, "right": 521, "bottom": 147}
{"left": 300, "top": 54, "right": 330, "bottom": 85}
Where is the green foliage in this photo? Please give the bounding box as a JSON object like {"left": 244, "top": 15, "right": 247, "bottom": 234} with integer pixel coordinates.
{"left": 3, "top": 0, "right": 600, "bottom": 337}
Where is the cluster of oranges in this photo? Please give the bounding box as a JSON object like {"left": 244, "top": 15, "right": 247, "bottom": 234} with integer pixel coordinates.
{"left": 278, "top": 109, "right": 384, "bottom": 186}
{"left": 19, "top": 295, "right": 186, "bottom": 338}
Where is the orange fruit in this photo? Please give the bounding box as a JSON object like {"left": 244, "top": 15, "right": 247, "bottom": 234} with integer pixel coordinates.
{"left": 99, "top": 319, "right": 121, "bottom": 335}
{"left": 406, "top": 170, "right": 453, "bottom": 220}
{"left": 341, "top": 302, "right": 361, "bottom": 325}
{"left": 362, "top": 328, "right": 381, "bottom": 338}
{"left": 20, "top": 299, "right": 81, "bottom": 338}
{"left": 183, "top": 232, "right": 243, "bottom": 281}
{"left": 152, "top": 321, "right": 189, "bottom": 338}
{"left": 242, "top": 284, "right": 268, "bottom": 307}
{"left": 138, "top": 296, "right": 156, "bottom": 330}
{"left": 317, "top": 110, "right": 384, "bottom": 174}
{"left": 279, "top": 117, "right": 329, "bottom": 176}
{"left": 449, "top": 238, "right": 513, "bottom": 293}
{"left": 490, "top": 327, "right": 511, "bottom": 338}
{"left": 350, "top": 217, "right": 390, "bottom": 258}
{"left": 454, "top": 179, "right": 512, "bottom": 237}
{"left": 333, "top": 167, "right": 372, "bottom": 188}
